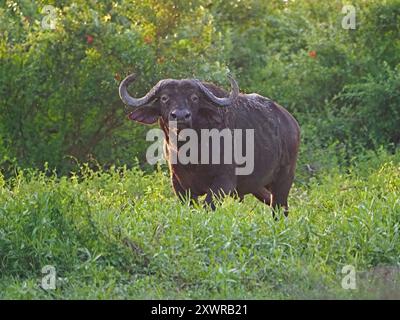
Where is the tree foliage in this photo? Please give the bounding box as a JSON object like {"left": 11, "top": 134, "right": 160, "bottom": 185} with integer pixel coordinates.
{"left": 0, "top": 0, "right": 399, "bottom": 174}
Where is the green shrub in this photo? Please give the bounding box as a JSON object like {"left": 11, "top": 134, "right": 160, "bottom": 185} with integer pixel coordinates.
{"left": 0, "top": 0, "right": 227, "bottom": 174}
{"left": 1, "top": 0, "right": 399, "bottom": 175}
{"left": 335, "top": 64, "right": 400, "bottom": 148}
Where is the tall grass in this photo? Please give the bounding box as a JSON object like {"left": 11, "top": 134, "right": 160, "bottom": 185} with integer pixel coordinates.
{"left": 0, "top": 151, "right": 399, "bottom": 299}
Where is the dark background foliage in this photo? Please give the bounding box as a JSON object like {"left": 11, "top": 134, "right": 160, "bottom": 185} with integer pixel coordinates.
{"left": 1, "top": 0, "right": 399, "bottom": 175}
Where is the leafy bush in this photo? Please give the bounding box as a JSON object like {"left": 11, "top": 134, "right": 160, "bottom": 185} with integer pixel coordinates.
{"left": 0, "top": 0, "right": 227, "bottom": 174}
{"left": 335, "top": 64, "right": 400, "bottom": 148}
{"left": 0, "top": 0, "right": 399, "bottom": 174}
{"left": 214, "top": 0, "right": 400, "bottom": 162}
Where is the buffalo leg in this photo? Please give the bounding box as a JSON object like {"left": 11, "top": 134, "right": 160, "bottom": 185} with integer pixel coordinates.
{"left": 172, "top": 174, "right": 198, "bottom": 204}
{"left": 270, "top": 165, "right": 296, "bottom": 217}
{"left": 205, "top": 176, "right": 236, "bottom": 210}
{"left": 252, "top": 187, "right": 272, "bottom": 206}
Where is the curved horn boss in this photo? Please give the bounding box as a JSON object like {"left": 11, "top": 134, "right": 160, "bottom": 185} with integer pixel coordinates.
{"left": 195, "top": 74, "right": 239, "bottom": 106}
{"left": 119, "top": 74, "right": 169, "bottom": 108}
{"left": 119, "top": 74, "right": 239, "bottom": 108}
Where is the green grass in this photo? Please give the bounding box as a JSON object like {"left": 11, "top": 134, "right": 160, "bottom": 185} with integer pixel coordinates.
{"left": 0, "top": 151, "right": 399, "bottom": 299}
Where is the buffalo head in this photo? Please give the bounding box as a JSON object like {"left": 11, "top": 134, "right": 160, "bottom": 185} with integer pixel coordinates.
{"left": 119, "top": 74, "right": 239, "bottom": 129}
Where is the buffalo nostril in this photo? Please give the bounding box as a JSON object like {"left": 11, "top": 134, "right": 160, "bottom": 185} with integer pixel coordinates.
{"left": 170, "top": 112, "right": 177, "bottom": 119}
{"left": 185, "top": 113, "right": 191, "bottom": 119}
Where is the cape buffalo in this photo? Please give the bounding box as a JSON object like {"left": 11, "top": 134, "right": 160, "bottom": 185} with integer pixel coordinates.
{"left": 119, "top": 74, "right": 300, "bottom": 216}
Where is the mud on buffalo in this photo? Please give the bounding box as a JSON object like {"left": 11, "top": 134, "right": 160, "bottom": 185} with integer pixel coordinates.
{"left": 119, "top": 74, "right": 300, "bottom": 216}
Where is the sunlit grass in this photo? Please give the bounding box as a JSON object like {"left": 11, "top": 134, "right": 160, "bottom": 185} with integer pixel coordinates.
{"left": 0, "top": 151, "right": 399, "bottom": 299}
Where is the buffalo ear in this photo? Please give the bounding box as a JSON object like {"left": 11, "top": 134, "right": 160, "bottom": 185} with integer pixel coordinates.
{"left": 128, "top": 106, "right": 160, "bottom": 125}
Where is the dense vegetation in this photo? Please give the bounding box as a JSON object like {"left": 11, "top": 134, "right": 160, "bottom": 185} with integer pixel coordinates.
{"left": 0, "top": 0, "right": 399, "bottom": 299}
{"left": 1, "top": 150, "right": 399, "bottom": 299}
{"left": 1, "top": 0, "right": 400, "bottom": 173}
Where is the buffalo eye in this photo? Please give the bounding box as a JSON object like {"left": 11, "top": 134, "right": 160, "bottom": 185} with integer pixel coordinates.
{"left": 160, "top": 94, "right": 169, "bottom": 103}
{"left": 191, "top": 94, "right": 199, "bottom": 103}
